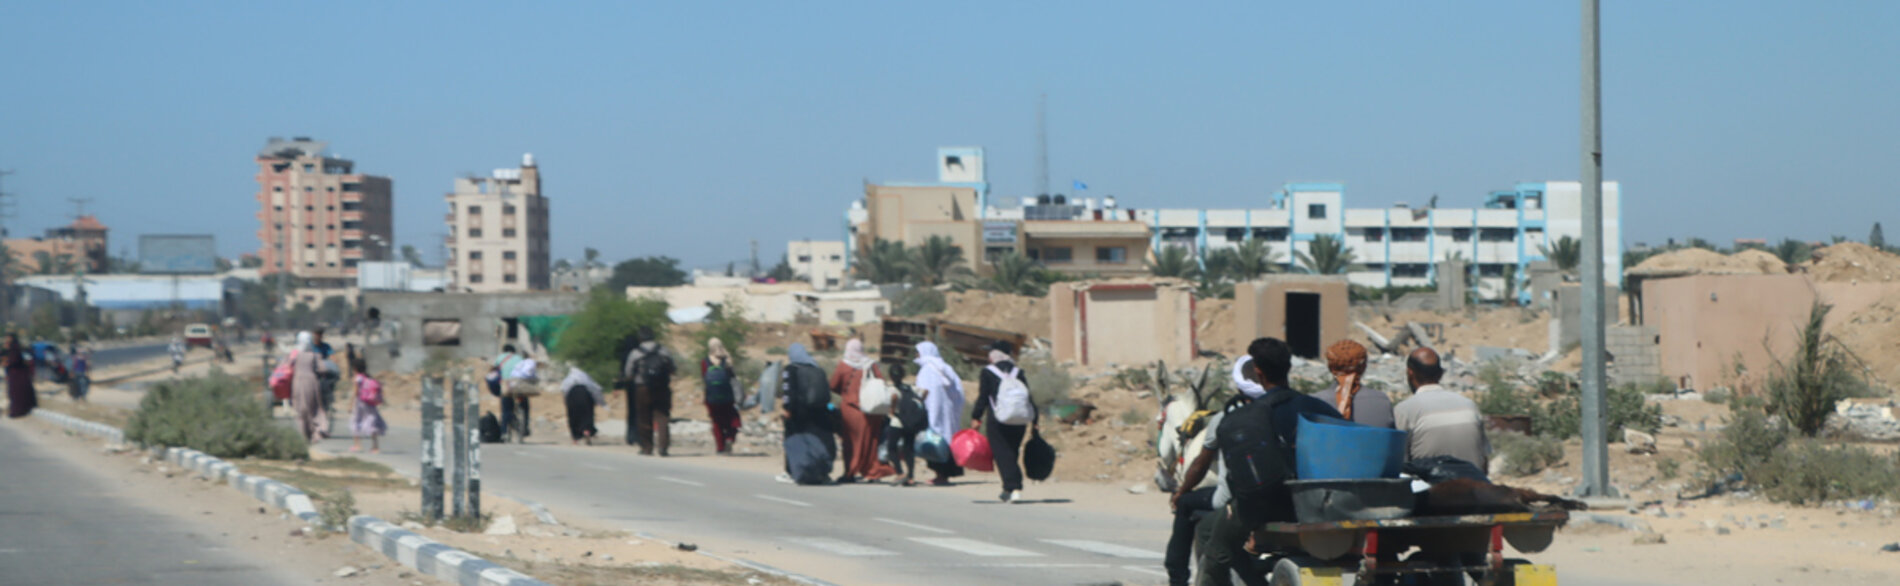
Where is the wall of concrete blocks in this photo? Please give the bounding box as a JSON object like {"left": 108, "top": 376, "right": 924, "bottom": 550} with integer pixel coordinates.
{"left": 1607, "top": 324, "right": 1662, "bottom": 385}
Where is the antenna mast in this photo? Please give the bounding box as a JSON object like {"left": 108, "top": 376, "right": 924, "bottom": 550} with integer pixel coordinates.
{"left": 1036, "top": 94, "right": 1050, "bottom": 197}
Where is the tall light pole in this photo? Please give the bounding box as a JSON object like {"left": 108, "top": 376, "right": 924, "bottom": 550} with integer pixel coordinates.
{"left": 1577, "top": 0, "right": 1615, "bottom": 499}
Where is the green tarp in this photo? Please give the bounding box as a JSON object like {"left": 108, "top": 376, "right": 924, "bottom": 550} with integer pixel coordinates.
{"left": 518, "top": 315, "right": 574, "bottom": 354}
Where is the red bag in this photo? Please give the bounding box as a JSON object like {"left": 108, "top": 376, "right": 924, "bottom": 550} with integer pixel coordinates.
{"left": 952, "top": 429, "right": 994, "bottom": 472}
{"left": 268, "top": 351, "right": 298, "bottom": 400}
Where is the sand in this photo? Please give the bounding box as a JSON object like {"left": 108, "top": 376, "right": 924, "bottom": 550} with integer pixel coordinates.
{"left": 1806, "top": 242, "right": 1900, "bottom": 283}
{"left": 1630, "top": 247, "right": 1788, "bottom": 275}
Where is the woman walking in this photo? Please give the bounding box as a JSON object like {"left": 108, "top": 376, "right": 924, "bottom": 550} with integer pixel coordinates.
{"left": 5, "top": 334, "right": 35, "bottom": 418}
{"left": 972, "top": 340, "right": 1035, "bottom": 504}
{"left": 349, "top": 352, "right": 386, "bottom": 453}
{"left": 701, "top": 338, "right": 743, "bottom": 454}
{"left": 831, "top": 338, "right": 894, "bottom": 483}
{"left": 912, "top": 342, "right": 965, "bottom": 486}
{"left": 289, "top": 331, "right": 326, "bottom": 443}
{"left": 561, "top": 366, "right": 605, "bottom": 445}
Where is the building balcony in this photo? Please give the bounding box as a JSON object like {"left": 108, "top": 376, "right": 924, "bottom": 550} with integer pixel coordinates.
{"left": 341, "top": 229, "right": 364, "bottom": 241}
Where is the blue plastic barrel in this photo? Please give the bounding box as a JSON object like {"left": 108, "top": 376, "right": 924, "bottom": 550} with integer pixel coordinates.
{"left": 1294, "top": 412, "right": 1409, "bottom": 480}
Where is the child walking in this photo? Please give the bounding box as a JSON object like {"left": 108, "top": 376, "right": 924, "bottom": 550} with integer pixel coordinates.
{"left": 349, "top": 350, "right": 387, "bottom": 453}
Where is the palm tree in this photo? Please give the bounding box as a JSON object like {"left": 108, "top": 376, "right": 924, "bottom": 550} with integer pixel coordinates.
{"left": 583, "top": 247, "right": 603, "bottom": 269}
{"left": 1296, "top": 234, "right": 1358, "bottom": 275}
{"left": 553, "top": 259, "right": 573, "bottom": 272}
{"left": 908, "top": 235, "right": 973, "bottom": 286}
{"left": 1203, "top": 247, "right": 1239, "bottom": 284}
{"left": 1147, "top": 245, "right": 1200, "bottom": 280}
{"left": 1539, "top": 236, "right": 1583, "bottom": 273}
{"left": 1230, "top": 238, "right": 1281, "bottom": 281}
{"left": 853, "top": 239, "right": 913, "bottom": 284}
{"left": 1772, "top": 239, "right": 1813, "bottom": 264}
{"left": 984, "top": 252, "right": 1046, "bottom": 296}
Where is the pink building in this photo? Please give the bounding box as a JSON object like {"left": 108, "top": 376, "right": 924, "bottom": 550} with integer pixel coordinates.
{"left": 254, "top": 137, "right": 394, "bottom": 288}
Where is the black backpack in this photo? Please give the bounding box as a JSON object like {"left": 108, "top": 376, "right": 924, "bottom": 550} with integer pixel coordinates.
{"left": 704, "top": 361, "right": 736, "bottom": 405}
{"left": 785, "top": 362, "right": 832, "bottom": 410}
{"left": 1218, "top": 389, "right": 1301, "bottom": 525}
{"left": 479, "top": 412, "right": 503, "bottom": 443}
{"left": 636, "top": 351, "right": 673, "bottom": 388}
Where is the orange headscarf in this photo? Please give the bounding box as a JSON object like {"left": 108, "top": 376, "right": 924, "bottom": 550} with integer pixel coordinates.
{"left": 1325, "top": 340, "right": 1369, "bottom": 420}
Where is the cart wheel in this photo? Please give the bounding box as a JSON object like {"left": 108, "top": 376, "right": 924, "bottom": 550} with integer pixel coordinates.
{"left": 1270, "top": 556, "right": 1344, "bottom": 586}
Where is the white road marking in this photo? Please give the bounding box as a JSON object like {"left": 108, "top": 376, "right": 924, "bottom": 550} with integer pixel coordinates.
{"left": 515, "top": 451, "right": 548, "bottom": 460}
{"left": 909, "top": 537, "right": 1043, "bottom": 557}
{"left": 786, "top": 536, "right": 899, "bottom": 557}
{"left": 754, "top": 494, "right": 813, "bottom": 508}
{"left": 657, "top": 476, "right": 705, "bottom": 487}
{"left": 581, "top": 463, "right": 616, "bottom": 472}
{"left": 1042, "top": 539, "right": 1167, "bottom": 559}
{"left": 874, "top": 517, "right": 953, "bottom": 534}
{"left": 1123, "top": 565, "right": 1172, "bottom": 578}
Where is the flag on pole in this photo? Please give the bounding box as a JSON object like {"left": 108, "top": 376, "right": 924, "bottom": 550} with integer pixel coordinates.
{"left": 1072, "top": 180, "right": 1088, "bottom": 191}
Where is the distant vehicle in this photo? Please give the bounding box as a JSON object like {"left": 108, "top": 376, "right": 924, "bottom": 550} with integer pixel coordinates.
{"left": 183, "top": 323, "right": 215, "bottom": 349}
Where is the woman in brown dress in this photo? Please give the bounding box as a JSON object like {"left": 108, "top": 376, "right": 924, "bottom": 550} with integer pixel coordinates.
{"left": 4, "top": 334, "right": 35, "bottom": 418}
{"left": 290, "top": 331, "right": 326, "bottom": 442}
{"left": 830, "top": 338, "right": 894, "bottom": 483}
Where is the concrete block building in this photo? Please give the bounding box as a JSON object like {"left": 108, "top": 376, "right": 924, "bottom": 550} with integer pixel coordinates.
{"left": 787, "top": 240, "right": 848, "bottom": 290}
{"left": 254, "top": 137, "right": 394, "bottom": 288}
{"left": 445, "top": 154, "right": 551, "bottom": 292}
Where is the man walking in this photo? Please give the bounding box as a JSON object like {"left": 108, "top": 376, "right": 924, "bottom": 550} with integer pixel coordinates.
{"left": 622, "top": 329, "right": 676, "bottom": 456}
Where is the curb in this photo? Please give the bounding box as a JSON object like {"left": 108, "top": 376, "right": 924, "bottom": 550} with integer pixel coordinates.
{"left": 30, "top": 409, "right": 550, "bottom": 586}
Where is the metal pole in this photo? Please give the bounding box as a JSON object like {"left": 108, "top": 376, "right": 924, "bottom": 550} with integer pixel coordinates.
{"left": 450, "top": 378, "right": 468, "bottom": 518}
{"left": 465, "top": 375, "right": 481, "bottom": 519}
{"left": 1577, "top": 0, "right": 1615, "bottom": 499}
{"left": 421, "top": 376, "right": 446, "bottom": 520}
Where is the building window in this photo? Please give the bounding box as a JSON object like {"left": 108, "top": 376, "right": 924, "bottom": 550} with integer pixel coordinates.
{"left": 1363, "top": 228, "right": 1384, "bottom": 242}
{"left": 828, "top": 254, "right": 842, "bottom": 262}
{"left": 344, "top": 240, "right": 360, "bottom": 249}
{"left": 1392, "top": 228, "right": 1428, "bottom": 242}
{"left": 1042, "top": 247, "right": 1073, "bottom": 263}
{"left": 306, "top": 205, "right": 315, "bottom": 211}
{"left": 469, "top": 251, "right": 483, "bottom": 260}
{"left": 326, "top": 205, "right": 335, "bottom": 211}
{"left": 304, "top": 186, "right": 313, "bottom": 192}
{"left": 344, "top": 259, "right": 358, "bottom": 268}
{"left": 1095, "top": 247, "right": 1128, "bottom": 264}
{"left": 503, "top": 251, "right": 516, "bottom": 260}
{"left": 422, "top": 319, "right": 462, "bottom": 346}
{"left": 1479, "top": 228, "right": 1515, "bottom": 243}
{"left": 342, "top": 183, "right": 361, "bottom": 192}
{"left": 469, "top": 228, "right": 482, "bottom": 238}
{"left": 341, "top": 221, "right": 360, "bottom": 230}
{"left": 306, "top": 262, "right": 315, "bottom": 267}
{"left": 825, "top": 278, "right": 840, "bottom": 287}
{"left": 305, "top": 243, "right": 315, "bottom": 249}
{"left": 797, "top": 255, "right": 812, "bottom": 263}
{"left": 342, "top": 201, "right": 360, "bottom": 211}
{"left": 1453, "top": 228, "right": 1473, "bottom": 242}
{"left": 303, "top": 164, "right": 314, "bottom": 172}
{"left": 273, "top": 186, "right": 283, "bottom": 192}
{"left": 1308, "top": 204, "right": 1327, "bottom": 219}
{"left": 327, "top": 262, "right": 337, "bottom": 267}
{"left": 837, "top": 310, "right": 855, "bottom": 322}
{"left": 468, "top": 205, "right": 482, "bottom": 215}
{"left": 504, "top": 274, "right": 518, "bottom": 283}
{"left": 1225, "top": 228, "right": 1245, "bottom": 241}
{"left": 469, "top": 274, "right": 484, "bottom": 283}
{"left": 327, "top": 243, "right": 337, "bottom": 248}
{"left": 502, "top": 228, "right": 516, "bottom": 238}
{"left": 1394, "top": 263, "right": 1430, "bottom": 278}
{"left": 503, "top": 205, "right": 516, "bottom": 215}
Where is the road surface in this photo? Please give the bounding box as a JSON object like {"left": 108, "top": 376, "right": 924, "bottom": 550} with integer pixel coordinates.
{"left": 0, "top": 421, "right": 305, "bottom": 586}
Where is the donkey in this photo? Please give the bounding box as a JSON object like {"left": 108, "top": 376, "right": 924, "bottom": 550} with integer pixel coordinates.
{"left": 1153, "top": 359, "right": 1224, "bottom": 493}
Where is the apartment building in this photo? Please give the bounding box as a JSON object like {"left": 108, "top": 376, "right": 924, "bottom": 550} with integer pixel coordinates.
{"left": 849, "top": 148, "right": 1620, "bottom": 300}
{"left": 254, "top": 137, "right": 394, "bottom": 287}
{"left": 445, "top": 154, "right": 551, "bottom": 292}
{"left": 787, "top": 240, "right": 848, "bottom": 290}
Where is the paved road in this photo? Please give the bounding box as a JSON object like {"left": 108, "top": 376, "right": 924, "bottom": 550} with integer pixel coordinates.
{"left": 91, "top": 341, "right": 175, "bottom": 370}
{"left": 0, "top": 422, "right": 301, "bottom": 586}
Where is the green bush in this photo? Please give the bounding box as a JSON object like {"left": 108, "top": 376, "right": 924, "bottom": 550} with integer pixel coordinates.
{"left": 1656, "top": 457, "right": 1680, "bottom": 480}
{"left": 1110, "top": 366, "right": 1154, "bottom": 391}
{"left": 1703, "top": 387, "right": 1731, "bottom": 405}
{"left": 1697, "top": 410, "right": 1790, "bottom": 482}
{"left": 1492, "top": 431, "right": 1564, "bottom": 477}
{"left": 1023, "top": 354, "right": 1073, "bottom": 409}
{"left": 893, "top": 288, "right": 947, "bottom": 317}
{"left": 552, "top": 289, "right": 670, "bottom": 385}
{"left": 319, "top": 489, "right": 356, "bottom": 531}
{"left": 1694, "top": 407, "right": 1900, "bottom": 504}
{"left": 124, "top": 369, "right": 308, "bottom": 460}
{"left": 1766, "top": 302, "right": 1868, "bottom": 437}
{"left": 691, "top": 293, "right": 751, "bottom": 367}
{"left": 1478, "top": 381, "right": 1533, "bottom": 418}
{"left": 1529, "top": 381, "right": 1663, "bottom": 441}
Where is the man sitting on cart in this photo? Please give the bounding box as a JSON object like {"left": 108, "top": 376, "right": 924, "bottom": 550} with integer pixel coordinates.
{"left": 1172, "top": 338, "right": 1340, "bottom": 586}
{"left": 1394, "top": 347, "right": 1491, "bottom": 472}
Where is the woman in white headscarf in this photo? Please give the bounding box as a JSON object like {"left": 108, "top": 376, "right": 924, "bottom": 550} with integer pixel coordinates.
{"left": 912, "top": 341, "right": 966, "bottom": 486}
{"left": 831, "top": 338, "right": 894, "bottom": 483}
{"left": 290, "top": 331, "right": 326, "bottom": 443}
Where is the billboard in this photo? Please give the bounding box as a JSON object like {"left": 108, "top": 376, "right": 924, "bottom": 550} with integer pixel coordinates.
{"left": 139, "top": 235, "right": 218, "bottom": 274}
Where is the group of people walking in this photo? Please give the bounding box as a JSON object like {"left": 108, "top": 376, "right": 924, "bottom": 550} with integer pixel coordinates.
{"left": 279, "top": 330, "right": 386, "bottom": 453}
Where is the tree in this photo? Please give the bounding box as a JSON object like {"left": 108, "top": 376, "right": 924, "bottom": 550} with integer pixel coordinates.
{"left": 583, "top": 247, "right": 603, "bottom": 269}
{"left": 553, "top": 288, "right": 671, "bottom": 384}
{"left": 1772, "top": 238, "right": 1812, "bottom": 265}
{"left": 1147, "top": 245, "right": 1200, "bottom": 280}
{"left": 400, "top": 245, "right": 425, "bottom": 267}
{"left": 1871, "top": 222, "right": 1886, "bottom": 250}
{"left": 852, "top": 240, "right": 912, "bottom": 284}
{"left": 239, "top": 255, "right": 263, "bottom": 269}
{"left": 31, "top": 251, "right": 76, "bottom": 275}
{"left": 314, "top": 296, "right": 352, "bottom": 327}
{"left": 1684, "top": 237, "right": 1716, "bottom": 251}
{"left": 766, "top": 254, "right": 797, "bottom": 281}
{"left": 1539, "top": 235, "right": 1582, "bottom": 273}
{"left": 553, "top": 259, "right": 573, "bottom": 272}
{"left": 908, "top": 235, "right": 972, "bottom": 286}
{"left": 606, "top": 256, "right": 688, "bottom": 290}
{"left": 1230, "top": 238, "right": 1281, "bottom": 281}
{"left": 983, "top": 252, "right": 1047, "bottom": 297}
{"left": 1767, "top": 302, "right": 1866, "bottom": 437}
{"left": 1295, "top": 234, "right": 1358, "bottom": 275}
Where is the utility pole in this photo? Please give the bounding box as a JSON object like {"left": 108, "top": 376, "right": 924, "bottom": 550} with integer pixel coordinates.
{"left": 0, "top": 170, "right": 17, "bottom": 320}
{"left": 1036, "top": 94, "right": 1050, "bottom": 198}
{"left": 1577, "top": 0, "right": 1615, "bottom": 499}
{"left": 750, "top": 240, "right": 760, "bottom": 277}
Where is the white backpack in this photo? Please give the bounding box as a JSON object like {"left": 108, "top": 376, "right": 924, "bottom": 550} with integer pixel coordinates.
{"left": 858, "top": 366, "right": 894, "bottom": 416}
{"left": 988, "top": 365, "right": 1035, "bottom": 425}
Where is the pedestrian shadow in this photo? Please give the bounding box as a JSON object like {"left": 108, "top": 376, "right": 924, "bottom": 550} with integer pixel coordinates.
{"left": 973, "top": 498, "right": 1073, "bottom": 505}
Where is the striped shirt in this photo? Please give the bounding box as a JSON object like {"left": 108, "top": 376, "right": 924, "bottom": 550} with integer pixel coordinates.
{"left": 1392, "top": 385, "right": 1491, "bottom": 468}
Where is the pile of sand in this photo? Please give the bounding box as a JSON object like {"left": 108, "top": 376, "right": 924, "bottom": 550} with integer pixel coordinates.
{"left": 1832, "top": 289, "right": 1900, "bottom": 387}
{"left": 1806, "top": 243, "right": 1900, "bottom": 283}
{"left": 1630, "top": 248, "right": 1788, "bottom": 276}
{"left": 934, "top": 290, "right": 1051, "bottom": 340}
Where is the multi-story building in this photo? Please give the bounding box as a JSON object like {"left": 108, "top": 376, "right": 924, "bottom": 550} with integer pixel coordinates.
{"left": 445, "top": 154, "right": 551, "bottom": 292}
{"left": 787, "top": 240, "right": 848, "bottom": 290}
{"left": 850, "top": 148, "right": 1620, "bottom": 301}
{"left": 7, "top": 215, "right": 109, "bottom": 274}
{"left": 254, "top": 137, "right": 394, "bottom": 288}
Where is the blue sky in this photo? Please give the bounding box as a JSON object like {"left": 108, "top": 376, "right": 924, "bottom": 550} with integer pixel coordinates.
{"left": 1, "top": 1, "right": 1895, "bottom": 269}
